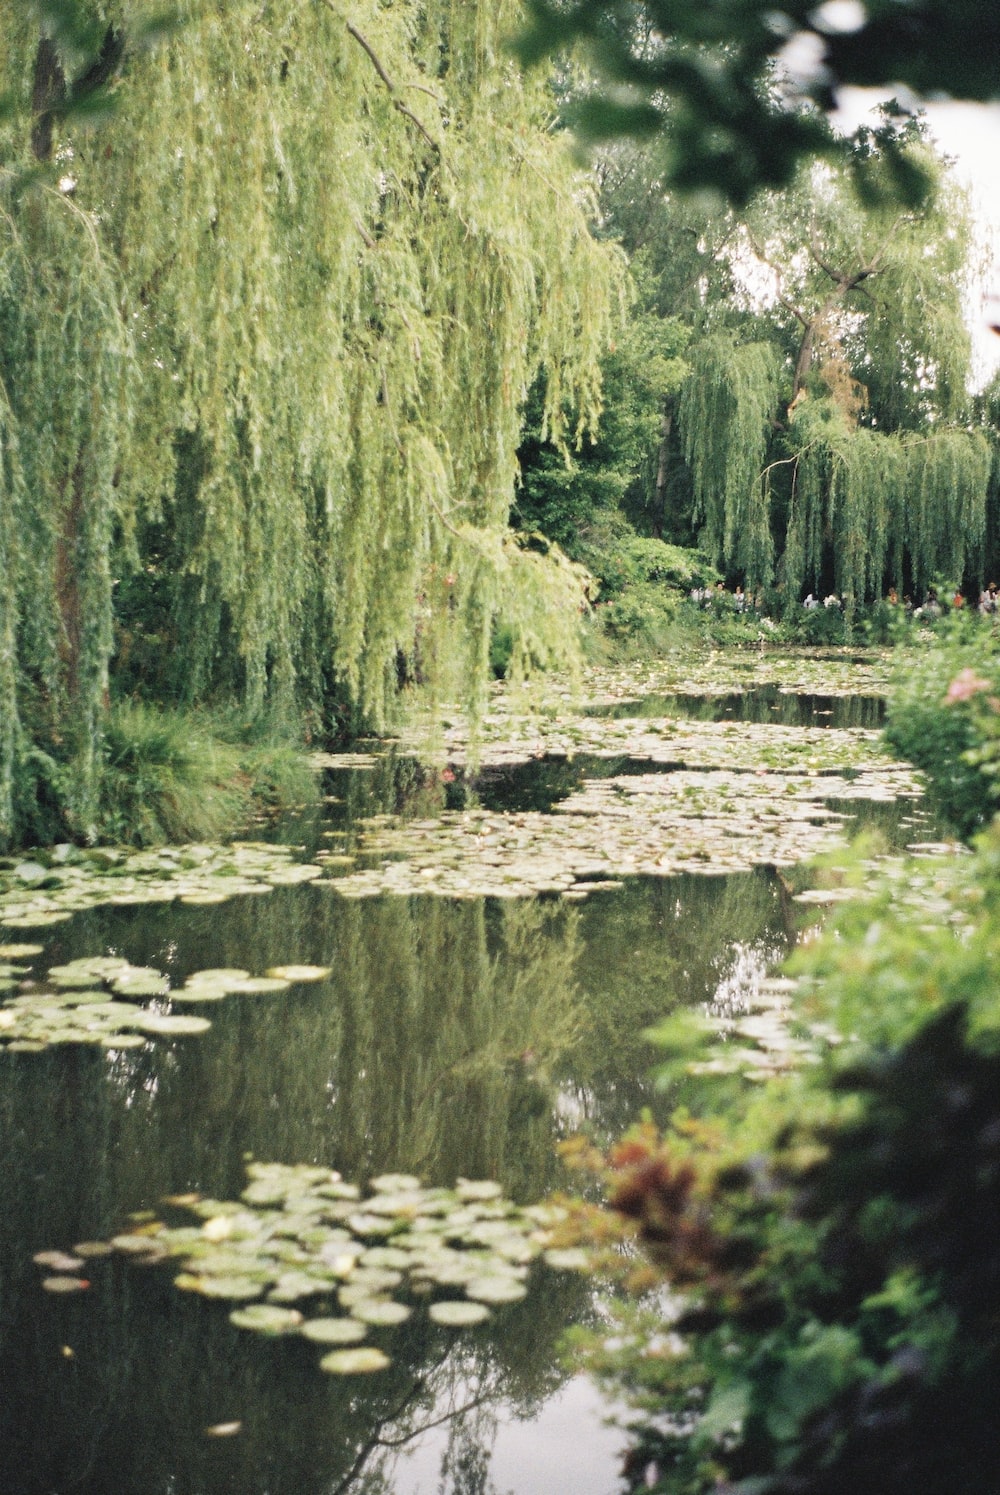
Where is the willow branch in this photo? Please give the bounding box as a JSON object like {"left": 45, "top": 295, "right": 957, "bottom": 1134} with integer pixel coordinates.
{"left": 321, "top": 1, "right": 441, "bottom": 156}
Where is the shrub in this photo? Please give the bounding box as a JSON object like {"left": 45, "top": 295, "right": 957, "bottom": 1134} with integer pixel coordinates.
{"left": 561, "top": 831, "right": 1000, "bottom": 1495}
{"left": 97, "top": 704, "right": 248, "bottom": 845}
{"left": 884, "top": 616, "right": 1000, "bottom": 839}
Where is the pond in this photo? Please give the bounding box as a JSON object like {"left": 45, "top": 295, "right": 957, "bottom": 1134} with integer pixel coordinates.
{"left": 0, "top": 664, "right": 940, "bottom": 1495}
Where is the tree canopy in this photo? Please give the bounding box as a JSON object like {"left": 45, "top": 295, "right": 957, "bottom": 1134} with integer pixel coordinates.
{"left": 0, "top": 0, "right": 624, "bottom": 843}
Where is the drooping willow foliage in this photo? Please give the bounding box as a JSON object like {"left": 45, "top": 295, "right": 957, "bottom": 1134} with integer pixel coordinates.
{"left": 781, "top": 407, "right": 991, "bottom": 618}
{"left": 0, "top": 0, "right": 623, "bottom": 842}
{"left": 678, "top": 335, "right": 781, "bottom": 591}
{"left": 674, "top": 142, "right": 991, "bottom": 616}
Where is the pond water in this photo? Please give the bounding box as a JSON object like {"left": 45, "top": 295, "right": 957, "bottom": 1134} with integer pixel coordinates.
{"left": 0, "top": 684, "right": 936, "bottom": 1495}
{"left": 590, "top": 686, "right": 885, "bottom": 729}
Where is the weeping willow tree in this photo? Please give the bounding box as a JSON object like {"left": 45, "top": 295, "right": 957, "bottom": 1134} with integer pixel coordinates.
{"left": 0, "top": 0, "right": 622, "bottom": 843}
{"left": 678, "top": 336, "right": 781, "bottom": 592}
{"left": 780, "top": 406, "right": 991, "bottom": 616}
{"left": 674, "top": 129, "right": 991, "bottom": 613}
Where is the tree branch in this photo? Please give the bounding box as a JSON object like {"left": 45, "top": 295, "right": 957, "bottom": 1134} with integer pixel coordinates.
{"left": 320, "top": 1, "right": 441, "bottom": 156}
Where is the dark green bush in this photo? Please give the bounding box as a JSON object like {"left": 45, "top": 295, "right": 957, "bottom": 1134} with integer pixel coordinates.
{"left": 96, "top": 703, "right": 318, "bottom": 846}
{"left": 564, "top": 830, "right": 1000, "bottom": 1495}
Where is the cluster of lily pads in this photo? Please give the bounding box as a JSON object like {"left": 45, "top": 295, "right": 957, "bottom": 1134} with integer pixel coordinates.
{"left": 331, "top": 744, "right": 922, "bottom": 900}
{"left": 34, "top": 1164, "right": 587, "bottom": 1375}
{"left": 0, "top": 951, "right": 331, "bottom": 1053}
{"left": 401, "top": 652, "right": 894, "bottom": 766}
{"left": 0, "top": 841, "right": 328, "bottom": 930}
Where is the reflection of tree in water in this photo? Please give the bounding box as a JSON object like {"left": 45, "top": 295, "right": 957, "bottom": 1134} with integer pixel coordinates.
{"left": 563, "top": 870, "right": 793, "bottom": 1136}
{"left": 0, "top": 889, "right": 592, "bottom": 1494}
{"left": 0, "top": 1190, "right": 590, "bottom": 1495}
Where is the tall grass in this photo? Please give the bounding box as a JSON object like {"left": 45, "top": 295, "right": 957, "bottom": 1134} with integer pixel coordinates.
{"left": 96, "top": 703, "right": 319, "bottom": 846}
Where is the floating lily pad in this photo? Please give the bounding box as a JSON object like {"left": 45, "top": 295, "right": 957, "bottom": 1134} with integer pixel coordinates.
{"left": 319, "top": 1347, "right": 391, "bottom": 1374}
{"left": 131, "top": 1013, "right": 212, "bottom": 1037}
{"left": 300, "top": 1317, "right": 368, "bottom": 1345}
{"left": 172, "top": 984, "right": 229, "bottom": 1004}
{"left": 111, "top": 973, "right": 171, "bottom": 999}
{"left": 110, "top": 1234, "right": 165, "bottom": 1256}
{"left": 464, "top": 1276, "right": 528, "bottom": 1305}
{"left": 228, "top": 976, "right": 291, "bottom": 995}
{"left": 370, "top": 1173, "right": 423, "bottom": 1194}
{"left": 360, "top": 1246, "right": 412, "bottom": 1271}
{"left": 41, "top": 1275, "right": 89, "bottom": 1293}
{"left": 266, "top": 1272, "right": 331, "bottom": 1303}
{"left": 33, "top": 1250, "right": 85, "bottom": 1272}
{"left": 350, "top": 1297, "right": 412, "bottom": 1326}
{"left": 188, "top": 968, "right": 250, "bottom": 985}
{"left": 428, "top": 1300, "right": 491, "bottom": 1327}
{"left": 229, "top": 1304, "right": 303, "bottom": 1335}
{"left": 188, "top": 1275, "right": 264, "bottom": 1301}
{"left": 0, "top": 943, "right": 44, "bottom": 958}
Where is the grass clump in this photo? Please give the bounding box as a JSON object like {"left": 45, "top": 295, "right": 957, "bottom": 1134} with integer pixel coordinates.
{"left": 96, "top": 703, "right": 318, "bottom": 847}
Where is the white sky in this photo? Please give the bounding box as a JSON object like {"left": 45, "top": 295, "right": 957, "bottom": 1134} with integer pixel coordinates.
{"left": 834, "top": 89, "right": 1000, "bottom": 390}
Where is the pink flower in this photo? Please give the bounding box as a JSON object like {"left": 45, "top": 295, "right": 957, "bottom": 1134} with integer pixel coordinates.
{"left": 944, "top": 668, "right": 992, "bottom": 704}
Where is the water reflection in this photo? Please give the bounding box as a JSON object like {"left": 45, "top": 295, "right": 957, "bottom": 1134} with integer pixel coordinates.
{"left": 0, "top": 864, "right": 793, "bottom": 1495}
{"left": 589, "top": 686, "right": 886, "bottom": 728}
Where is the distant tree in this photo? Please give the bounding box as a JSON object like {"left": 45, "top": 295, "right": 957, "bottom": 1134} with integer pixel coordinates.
{"left": 667, "top": 131, "right": 990, "bottom": 611}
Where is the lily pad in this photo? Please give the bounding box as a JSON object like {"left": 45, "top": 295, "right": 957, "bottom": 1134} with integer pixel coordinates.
{"left": 370, "top": 1173, "right": 423, "bottom": 1194}
{"left": 229, "top": 1304, "right": 304, "bottom": 1335}
{"left": 351, "top": 1297, "right": 412, "bottom": 1326}
{"left": 319, "top": 1347, "right": 391, "bottom": 1374}
{"left": 131, "top": 1013, "right": 212, "bottom": 1037}
{"left": 300, "top": 1316, "right": 368, "bottom": 1345}
{"left": 187, "top": 1275, "right": 264, "bottom": 1301}
{"left": 464, "top": 1276, "right": 528, "bottom": 1305}
{"left": 33, "top": 1250, "right": 85, "bottom": 1272}
{"left": 264, "top": 965, "right": 331, "bottom": 983}
{"left": 111, "top": 973, "right": 171, "bottom": 999}
{"left": 428, "top": 1300, "right": 491, "bottom": 1327}
{"left": 228, "top": 976, "right": 291, "bottom": 995}
{"left": 187, "top": 968, "right": 250, "bottom": 986}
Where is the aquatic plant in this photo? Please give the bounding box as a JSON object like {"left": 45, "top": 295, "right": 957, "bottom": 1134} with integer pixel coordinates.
{"left": 32, "top": 1163, "right": 587, "bottom": 1374}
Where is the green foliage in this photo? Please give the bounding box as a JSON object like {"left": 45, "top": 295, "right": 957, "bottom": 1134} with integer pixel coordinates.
{"left": 96, "top": 703, "right": 246, "bottom": 846}
{"left": 95, "top": 702, "right": 319, "bottom": 846}
{"left": 668, "top": 143, "right": 987, "bottom": 619}
{"left": 884, "top": 618, "right": 1000, "bottom": 840}
{"left": 596, "top": 582, "right": 683, "bottom": 654}
{"left": 679, "top": 336, "right": 780, "bottom": 590}
{"left": 515, "top": 307, "right": 689, "bottom": 547}
{"left": 0, "top": 1, "right": 624, "bottom": 847}
{"left": 566, "top": 829, "right": 1000, "bottom": 1494}
{"left": 575, "top": 531, "right": 717, "bottom": 656}
{"left": 516, "top": 1, "right": 1000, "bottom": 205}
